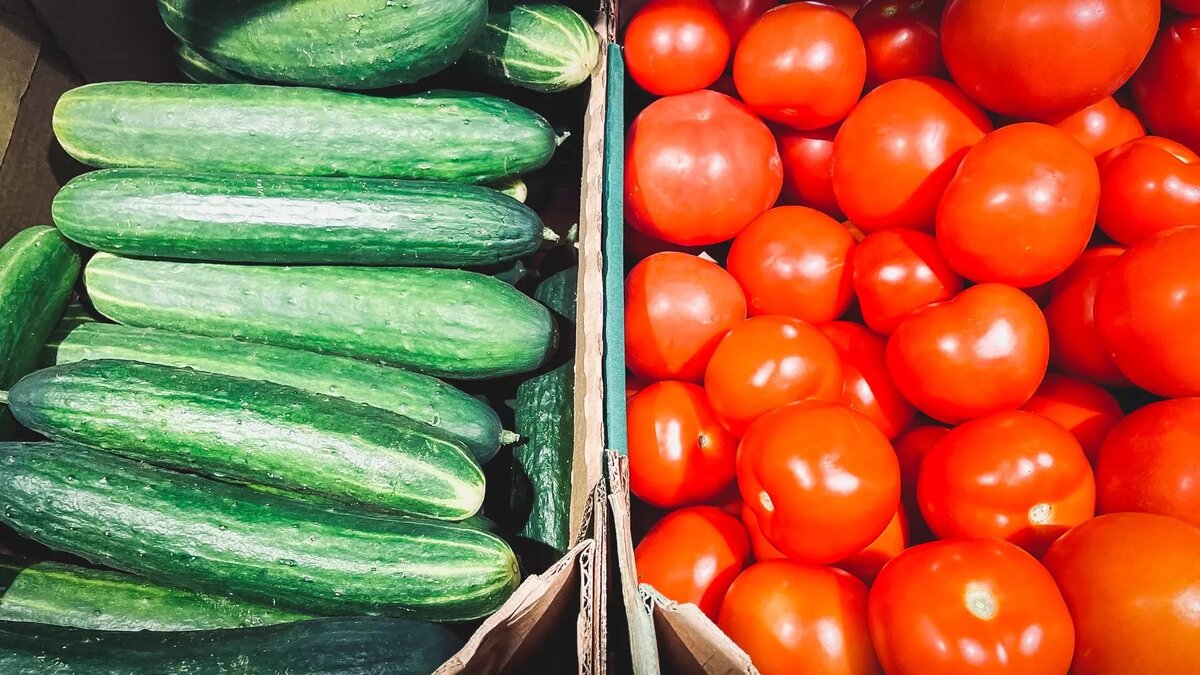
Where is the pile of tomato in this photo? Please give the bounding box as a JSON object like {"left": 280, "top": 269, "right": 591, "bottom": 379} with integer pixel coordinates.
{"left": 620, "top": 1, "right": 1200, "bottom": 673}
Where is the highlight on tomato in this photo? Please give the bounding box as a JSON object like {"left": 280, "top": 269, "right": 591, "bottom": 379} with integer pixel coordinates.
{"left": 1050, "top": 96, "right": 1145, "bottom": 158}
{"left": 1096, "top": 136, "right": 1200, "bottom": 246}
{"left": 624, "top": 0, "right": 731, "bottom": 96}
{"left": 1022, "top": 372, "right": 1124, "bottom": 466}
{"left": 818, "top": 321, "right": 915, "bottom": 439}
{"left": 851, "top": 229, "right": 963, "bottom": 335}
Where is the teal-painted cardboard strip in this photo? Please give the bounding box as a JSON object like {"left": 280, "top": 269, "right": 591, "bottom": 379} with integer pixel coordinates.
{"left": 602, "top": 43, "right": 627, "bottom": 456}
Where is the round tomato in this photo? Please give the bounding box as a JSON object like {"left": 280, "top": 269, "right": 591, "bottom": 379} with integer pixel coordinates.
{"left": 1096, "top": 136, "right": 1200, "bottom": 246}
{"left": 1043, "top": 513, "right": 1200, "bottom": 675}
{"left": 941, "top": 0, "right": 1159, "bottom": 119}
{"left": 1050, "top": 96, "right": 1145, "bottom": 158}
{"left": 1044, "top": 246, "right": 1130, "bottom": 386}
{"left": 1131, "top": 17, "right": 1200, "bottom": 155}
{"left": 624, "top": 0, "right": 731, "bottom": 96}
{"left": 835, "top": 508, "right": 908, "bottom": 586}
{"left": 892, "top": 425, "right": 948, "bottom": 501}
{"left": 853, "top": 0, "right": 945, "bottom": 87}
{"left": 936, "top": 123, "right": 1100, "bottom": 287}
{"left": 886, "top": 284, "right": 1050, "bottom": 424}
{"left": 869, "top": 538, "right": 1075, "bottom": 675}
{"left": 704, "top": 315, "right": 843, "bottom": 435}
{"left": 852, "top": 230, "right": 963, "bottom": 335}
{"left": 818, "top": 322, "right": 915, "bottom": 439}
{"left": 738, "top": 401, "right": 900, "bottom": 563}
{"left": 719, "top": 562, "right": 880, "bottom": 675}
{"left": 712, "top": 0, "right": 779, "bottom": 46}
{"left": 634, "top": 506, "right": 750, "bottom": 619}
{"left": 832, "top": 77, "right": 992, "bottom": 232}
{"left": 775, "top": 124, "right": 843, "bottom": 218}
{"left": 740, "top": 505, "right": 785, "bottom": 561}
{"left": 626, "top": 90, "right": 782, "bottom": 246}
{"left": 624, "top": 252, "right": 746, "bottom": 382}
{"left": 732, "top": 3, "right": 865, "bottom": 130}
{"left": 1022, "top": 373, "right": 1123, "bottom": 466}
{"left": 726, "top": 207, "right": 856, "bottom": 323}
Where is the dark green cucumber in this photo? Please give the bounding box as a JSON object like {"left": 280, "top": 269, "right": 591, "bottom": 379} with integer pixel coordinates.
{"left": 0, "top": 557, "right": 309, "bottom": 631}
{"left": 159, "top": 0, "right": 486, "bottom": 89}
{"left": 53, "top": 168, "right": 548, "bottom": 266}
{"left": 462, "top": 3, "right": 600, "bottom": 93}
{"left": 54, "top": 301, "right": 99, "bottom": 332}
{"left": 53, "top": 82, "right": 558, "bottom": 182}
{"left": 0, "top": 443, "right": 520, "bottom": 621}
{"left": 536, "top": 265, "right": 579, "bottom": 321}
{"left": 44, "top": 323, "right": 510, "bottom": 464}
{"left": 0, "top": 227, "right": 80, "bottom": 440}
{"left": 176, "top": 43, "right": 254, "bottom": 84}
{"left": 85, "top": 253, "right": 557, "bottom": 380}
{"left": 0, "top": 616, "right": 462, "bottom": 674}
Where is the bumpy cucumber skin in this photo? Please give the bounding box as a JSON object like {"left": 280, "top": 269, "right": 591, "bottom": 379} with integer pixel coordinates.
{"left": 514, "top": 359, "right": 576, "bottom": 559}
{"left": 462, "top": 3, "right": 600, "bottom": 93}
{"left": 175, "top": 43, "right": 254, "bottom": 84}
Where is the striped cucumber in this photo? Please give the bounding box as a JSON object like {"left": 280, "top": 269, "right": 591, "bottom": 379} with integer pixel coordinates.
{"left": 175, "top": 43, "right": 254, "bottom": 84}
{"left": 462, "top": 3, "right": 600, "bottom": 93}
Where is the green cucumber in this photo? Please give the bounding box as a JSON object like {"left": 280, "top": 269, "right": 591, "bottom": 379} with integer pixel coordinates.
{"left": 0, "top": 227, "right": 80, "bottom": 440}
{"left": 462, "top": 3, "right": 600, "bottom": 93}
{"left": 0, "top": 442, "right": 520, "bottom": 621}
{"left": 491, "top": 176, "right": 530, "bottom": 204}
{"left": 85, "top": 253, "right": 557, "bottom": 380}
{"left": 6, "top": 360, "right": 484, "bottom": 520}
{"left": 536, "top": 265, "right": 579, "bottom": 321}
{"left": 55, "top": 301, "right": 99, "bottom": 332}
{"left": 159, "top": 0, "right": 486, "bottom": 90}
{"left": 176, "top": 43, "right": 254, "bottom": 84}
{"left": 53, "top": 82, "right": 558, "bottom": 182}
{"left": 0, "top": 557, "right": 309, "bottom": 631}
{"left": 53, "top": 168, "right": 548, "bottom": 266}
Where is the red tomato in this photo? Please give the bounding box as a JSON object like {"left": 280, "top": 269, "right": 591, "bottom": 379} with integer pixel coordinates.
{"left": 1022, "top": 373, "right": 1123, "bottom": 466}
{"left": 623, "top": 225, "right": 705, "bottom": 261}
{"left": 936, "top": 123, "right": 1100, "bottom": 287}
{"left": 1043, "top": 513, "right": 1200, "bottom": 675}
{"left": 853, "top": 0, "right": 945, "bottom": 87}
{"left": 624, "top": 0, "right": 731, "bottom": 96}
{"left": 624, "top": 252, "right": 746, "bottom": 382}
{"left": 704, "top": 315, "right": 843, "bottom": 435}
{"left": 1165, "top": 0, "right": 1200, "bottom": 12}
{"left": 869, "top": 538, "right": 1075, "bottom": 675}
{"left": 726, "top": 207, "right": 856, "bottom": 323}
{"left": 941, "top": 0, "right": 1160, "bottom": 119}
{"left": 625, "top": 371, "right": 648, "bottom": 399}
{"left": 740, "top": 505, "right": 785, "bottom": 562}
{"left": 775, "top": 124, "right": 843, "bottom": 218}
{"left": 737, "top": 401, "right": 900, "bottom": 563}
{"left": 1050, "top": 96, "right": 1145, "bottom": 158}
{"left": 1131, "top": 17, "right": 1200, "bottom": 154}
{"left": 1096, "top": 398, "right": 1200, "bottom": 529}
{"left": 1044, "top": 246, "right": 1130, "bottom": 387}
{"left": 732, "top": 3, "right": 866, "bottom": 130}
{"left": 712, "top": 0, "right": 779, "bottom": 46}
{"left": 893, "top": 425, "right": 948, "bottom": 502}
{"left": 832, "top": 77, "right": 992, "bottom": 232}
{"left": 634, "top": 506, "right": 750, "bottom": 619}
{"left": 719, "top": 562, "right": 881, "bottom": 675}
{"left": 1096, "top": 136, "right": 1200, "bottom": 246}
{"left": 1095, "top": 226, "right": 1200, "bottom": 397}
{"left": 626, "top": 90, "right": 783, "bottom": 246}
{"left": 886, "top": 284, "right": 1050, "bottom": 424}
{"left": 917, "top": 410, "right": 1095, "bottom": 556}
{"left": 834, "top": 508, "right": 908, "bottom": 585}
{"left": 852, "top": 230, "right": 963, "bottom": 335}
{"left": 818, "top": 322, "right": 915, "bottom": 439}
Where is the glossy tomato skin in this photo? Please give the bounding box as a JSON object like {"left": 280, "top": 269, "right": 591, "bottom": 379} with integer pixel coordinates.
{"left": 1096, "top": 136, "right": 1200, "bottom": 246}
{"left": 1042, "top": 513, "right": 1200, "bottom": 675}
{"left": 869, "top": 538, "right": 1075, "bottom": 675}
{"left": 712, "top": 0, "right": 779, "bottom": 46}
{"left": 852, "top": 230, "right": 963, "bottom": 335}
{"left": 624, "top": 252, "right": 746, "bottom": 382}
{"left": 886, "top": 284, "right": 1050, "bottom": 424}
{"left": 893, "top": 425, "right": 948, "bottom": 501}
{"left": 737, "top": 401, "right": 900, "bottom": 564}
{"left": 832, "top": 77, "right": 992, "bottom": 232}
{"left": 720, "top": 561, "right": 881, "bottom": 675}
{"left": 941, "top": 0, "right": 1159, "bottom": 119}
{"left": 834, "top": 508, "right": 908, "bottom": 586}
{"left": 775, "top": 125, "right": 843, "bottom": 218}
{"left": 732, "top": 3, "right": 866, "bottom": 130}
{"left": 626, "top": 90, "right": 782, "bottom": 246}
{"left": 1050, "top": 96, "right": 1145, "bottom": 158}
{"left": 853, "top": 0, "right": 945, "bottom": 87}
{"left": 624, "top": 0, "right": 731, "bottom": 96}
{"left": 740, "top": 505, "right": 785, "bottom": 561}
{"left": 634, "top": 506, "right": 751, "bottom": 619}
{"left": 818, "top": 322, "right": 914, "bottom": 439}
{"left": 936, "top": 123, "right": 1100, "bottom": 287}
{"left": 704, "top": 315, "right": 843, "bottom": 435}
{"left": 1132, "top": 18, "right": 1200, "bottom": 155}
{"left": 1022, "top": 373, "right": 1123, "bottom": 466}
{"left": 1044, "top": 246, "right": 1128, "bottom": 386}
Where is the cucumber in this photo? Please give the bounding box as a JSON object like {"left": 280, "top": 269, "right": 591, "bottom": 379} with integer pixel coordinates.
{"left": 85, "top": 253, "right": 557, "bottom": 380}
{"left": 52, "top": 168, "right": 548, "bottom": 266}
{"left": 55, "top": 301, "right": 99, "bottom": 332}
{"left": 176, "top": 43, "right": 254, "bottom": 84}
{"left": 5, "top": 360, "right": 485, "bottom": 520}
{"left": 0, "top": 443, "right": 520, "bottom": 621}
{"left": 536, "top": 265, "right": 579, "bottom": 321}
{"left": 0, "top": 227, "right": 80, "bottom": 440}
{"left": 462, "top": 3, "right": 600, "bottom": 93}
{"left": 53, "top": 82, "right": 558, "bottom": 183}
{"left": 159, "top": 0, "right": 486, "bottom": 90}
{"left": 0, "top": 557, "right": 309, "bottom": 631}
{"left": 44, "top": 322, "right": 510, "bottom": 464}
{"left": 491, "top": 176, "right": 530, "bottom": 204}
{"left": 0, "top": 616, "right": 463, "bottom": 674}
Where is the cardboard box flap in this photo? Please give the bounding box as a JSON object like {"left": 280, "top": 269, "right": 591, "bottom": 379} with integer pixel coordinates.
{"left": 644, "top": 587, "right": 756, "bottom": 675}
{"left": 606, "top": 451, "right": 661, "bottom": 675}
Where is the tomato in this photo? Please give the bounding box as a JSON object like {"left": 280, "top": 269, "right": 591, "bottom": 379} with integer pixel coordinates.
{"left": 1131, "top": 18, "right": 1200, "bottom": 155}
{"left": 936, "top": 123, "right": 1100, "bottom": 287}
{"left": 775, "top": 124, "right": 843, "bottom": 218}
{"left": 1096, "top": 136, "right": 1200, "bottom": 246}
{"left": 726, "top": 207, "right": 856, "bottom": 323}
{"left": 704, "top": 315, "right": 843, "bottom": 435}
{"left": 869, "top": 538, "right": 1075, "bottom": 675}
{"left": 940, "top": 0, "right": 1160, "bottom": 119}
{"left": 893, "top": 425, "right": 948, "bottom": 501}
{"left": 740, "top": 505, "right": 785, "bottom": 561}
{"left": 834, "top": 508, "right": 908, "bottom": 586}
{"left": 1044, "top": 246, "right": 1130, "bottom": 387}
{"left": 832, "top": 77, "right": 992, "bottom": 232}
{"left": 1022, "top": 373, "right": 1123, "bottom": 466}
{"left": 818, "top": 322, "right": 914, "bottom": 439}
{"left": 852, "top": 230, "right": 963, "bottom": 335}
{"left": 634, "top": 506, "right": 750, "bottom": 620}
{"left": 712, "top": 0, "right": 779, "bottom": 46}
{"left": 1165, "top": 0, "right": 1200, "bottom": 13}
{"left": 732, "top": 3, "right": 866, "bottom": 130}
{"left": 738, "top": 401, "right": 900, "bottom": 563}
{"left": 886, "top": 284, "right": 1050, "bottom": 424}
{"left": 625, "top": 371, "right": 648, "bottom": 399}
{"left": 626, "top": 90, "right": 783, "bottom": 246}
{"left": 1095, "top": 399, "right": 1200, "bottom": 529}
{"left": 624, "top": 252, "right": 746, "bottom": 382}
{"left": 1095, "top": 226, "right": 1200, "bottom": 397}
{"left": 1042, "top": 513, "right": 1200, "bottom": 675}
{"left": 624, "top": 0, "right": 730, "bottom": 96}
{"left": 1050, "top": 96, "right": 1145, "bottom": 158}
{"left": 853, "top": 0, "right": 945, "bottom": 87}
{"left": 623, "top": 225, "right": 707, "bottom": 261}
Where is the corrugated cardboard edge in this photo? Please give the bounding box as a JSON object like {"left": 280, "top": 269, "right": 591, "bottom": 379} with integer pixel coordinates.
{"left": 607, "top": 451, "right": 662, "bottom": 675}
{"left": 642, "top": 586, "right": 757, "bottom": 675}
{"left": 587, "top": 468, "right": 610, "bottom": 675}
